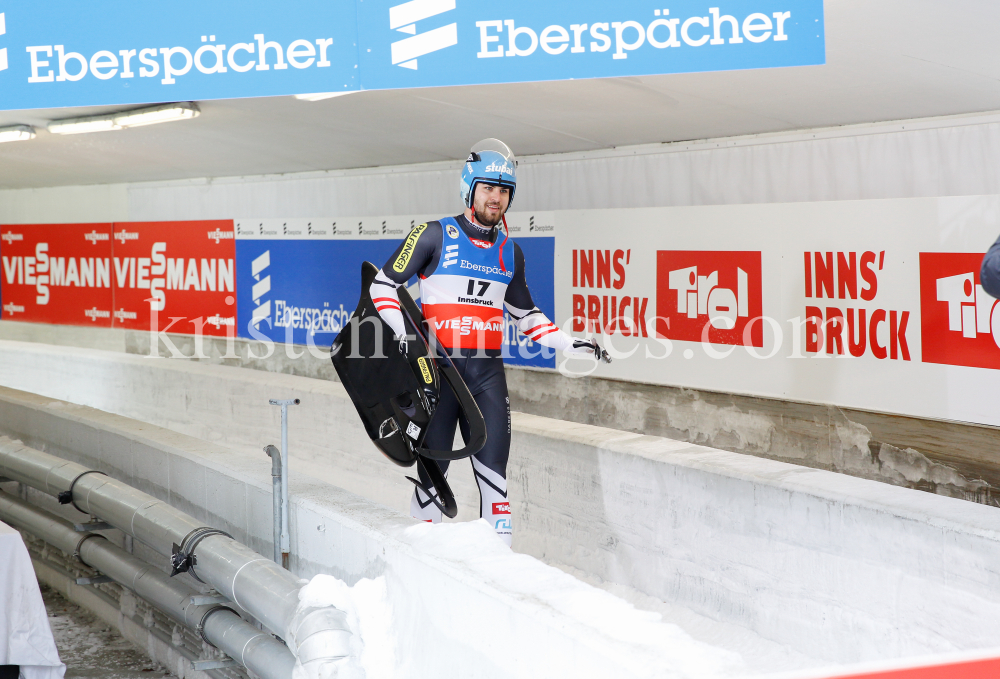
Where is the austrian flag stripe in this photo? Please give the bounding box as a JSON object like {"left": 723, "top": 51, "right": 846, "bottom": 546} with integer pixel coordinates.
{"left": 373, "top": 296, "right": 401, "bottom": 312}
{"left": 527, "top": 323, "right": 558, "bottom": 341}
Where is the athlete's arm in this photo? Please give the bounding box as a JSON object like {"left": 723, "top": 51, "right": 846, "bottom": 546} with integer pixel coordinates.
{"left": 370, "top": 222, "right": 443, "bottom": 339}
{"left": 982, "top": 233, "right": 1000, "bottom": 299}
{"left": 504, "top": 243, "right": 609, "bottom": 361}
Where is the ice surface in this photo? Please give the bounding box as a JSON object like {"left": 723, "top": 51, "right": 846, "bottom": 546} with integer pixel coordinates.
{"left": 293, "top": 519, "right": 768, "bottom": 679}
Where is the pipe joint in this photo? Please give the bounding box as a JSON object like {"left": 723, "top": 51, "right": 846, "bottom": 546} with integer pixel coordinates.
{"left": 73, "top": 532, "right": 105, "bottom": 562}
{"left": 264, "top": 445, "right": 282, "bottom": 477}
{"left": 198, "top": 605, "right": 241, "bottom": 647}
{"left": 170, "top": 526, "right": 232, "bottom": 580}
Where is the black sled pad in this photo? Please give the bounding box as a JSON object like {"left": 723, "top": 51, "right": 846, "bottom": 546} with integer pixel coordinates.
{"left": 331, "top": 262, "right": 487, "bottom": 518}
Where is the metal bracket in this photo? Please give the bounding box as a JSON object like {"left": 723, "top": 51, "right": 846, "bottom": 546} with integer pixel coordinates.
{"left": 170, "top": 527, "right": 232, "bottom": 579}
{"left": 76, "top": 575, "right": 112, "bottom": 585}
{"left": 74, "top": 520, "right": 113, "bottom": 532}
{"left": 58, "top": 470, "right": 108, "bottom": 513}
{"left": 191, "top": 658, "right": 238, "bottom": 671}
{"left": 189, "top": 593, "right": 228, "bottom": 606}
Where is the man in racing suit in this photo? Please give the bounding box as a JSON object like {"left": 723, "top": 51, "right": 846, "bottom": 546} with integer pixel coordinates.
{"left": 368, "top": 139, "right": 608, "bottom": 546}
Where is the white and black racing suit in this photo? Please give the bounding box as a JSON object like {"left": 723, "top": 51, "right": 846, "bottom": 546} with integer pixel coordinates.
{"left": 370, "top": 214, "right": 598, "bottom": 545}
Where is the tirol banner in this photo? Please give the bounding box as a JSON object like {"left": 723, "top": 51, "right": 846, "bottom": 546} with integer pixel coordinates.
{"left": 111, "top": 220, "right": 237, "bottom": 337}
{"left": 0, "top": 223, "right": 114, "bottom": 327}
{"left": 551, "top": 196, "right": 1000, "bottom": 429}
{"left": 0, "top": 1, "right": 825, "bottom": 111}
{"left": 233, "top": 211, "right": 558, "bottom": 369}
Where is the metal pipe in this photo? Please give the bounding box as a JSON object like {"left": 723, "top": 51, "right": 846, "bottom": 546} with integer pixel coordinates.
{"left": 0, "top": 490, "right": 296, "bottom": 679}
{"left": 0, "top": 438, "right": 352, "bottom": 669}
{"left": 264, "top": 445, "right": 282, "bottom": 565}
{"left": 269, "top": 398, "right": 299, "bottom": 570}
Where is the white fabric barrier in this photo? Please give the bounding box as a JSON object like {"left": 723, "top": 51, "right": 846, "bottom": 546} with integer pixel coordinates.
{"left": 1, "top": 341, "right": 1000, "bottom": 671}
{"left": 0, "top": 520, "right": 65, "bottom": 679}
{"left": 4, "top": 111, "right": 1000, "bottom": 225}
{"left": 121, "top": 112, "right": 1000, "bottom": 219}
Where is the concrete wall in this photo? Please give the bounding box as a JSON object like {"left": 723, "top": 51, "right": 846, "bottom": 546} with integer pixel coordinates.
{"left": 1, "top": 341, "right": 1000, "bottom": 671}
{"left": 3, "top": 319, "right": 998, "bottom": 511}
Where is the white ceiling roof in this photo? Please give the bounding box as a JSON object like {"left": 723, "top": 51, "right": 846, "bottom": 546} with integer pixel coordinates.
{"left": 1, "top": 1, "right": 998, "bottom": 189}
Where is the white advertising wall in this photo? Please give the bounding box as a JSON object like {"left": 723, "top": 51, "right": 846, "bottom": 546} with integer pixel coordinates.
{"left": 551, "top": 196, "right": 1000, "bottom": 428}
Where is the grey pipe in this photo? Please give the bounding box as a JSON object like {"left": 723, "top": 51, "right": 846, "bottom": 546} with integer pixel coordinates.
{"left": 0, "top": 438, "right": 353, "bottom": 669}
{"left": 0, "top": 490, "right": 295, "bottom": 679}
{"left": 264, "top": 445, "right": 283, "bottom": 565}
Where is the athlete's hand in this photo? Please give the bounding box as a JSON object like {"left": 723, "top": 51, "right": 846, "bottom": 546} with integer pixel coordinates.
{"left": 573, "top": 339, "right": 612, "bottom": 364}
{"left": 396, "top": 335, "right": 408, "bottom": 356}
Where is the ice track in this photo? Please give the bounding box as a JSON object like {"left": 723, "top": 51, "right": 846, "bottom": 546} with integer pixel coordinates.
{"left": 1, "top": 340, "right": 999, "bottom": 678}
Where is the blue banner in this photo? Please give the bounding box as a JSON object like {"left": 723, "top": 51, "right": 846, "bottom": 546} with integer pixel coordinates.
{"left": 234, "top": 225, "right": 556, "bottom": 369}
{"left": 0, "top": 0, "right": 359, "bottom": 111}
{"left": 0, "top": 1, "right": 824, "bottom": 111}
{"left": 358, "top": 0, "right": 825, "bottom": 90}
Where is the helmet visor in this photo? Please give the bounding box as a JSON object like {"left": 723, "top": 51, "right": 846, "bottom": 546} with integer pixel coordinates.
{"left": 470, "top": 138, "right": 516, "bottom": 167}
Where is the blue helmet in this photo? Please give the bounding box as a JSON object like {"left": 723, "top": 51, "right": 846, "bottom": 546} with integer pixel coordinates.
{"left": 460, "top": 138, "right": 517, "bottom": 209}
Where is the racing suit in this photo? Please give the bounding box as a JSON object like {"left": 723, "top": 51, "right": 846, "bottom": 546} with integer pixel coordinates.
{"left": 371, "top": 214, "right": 594, "bottom": 545}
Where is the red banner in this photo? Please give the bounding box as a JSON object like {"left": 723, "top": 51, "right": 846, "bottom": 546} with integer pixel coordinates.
{"left": 1, "top": 223, "right": 114, "bottom": 327}
{"left": 655, "top": 250, "right": 764, "bottom": 347}
{"left": 823, "top": 656, "right": 1000, "bottom": 679}
{"left": 919, "top": 252, "right": 1000, "bottom": 370}
{"left": 111, "top": 221, "right": 237, "bottom": 336}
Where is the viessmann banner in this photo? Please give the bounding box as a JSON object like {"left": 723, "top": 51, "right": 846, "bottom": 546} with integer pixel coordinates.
{"left": 0, "top": 0, "right": 825, "bottom": 110}
{"left": 0, "top": 220, "right": 235, "bottom": 335}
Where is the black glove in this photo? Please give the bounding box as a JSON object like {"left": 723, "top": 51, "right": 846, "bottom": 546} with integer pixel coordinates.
{"left": 573, "top": 339, "right": 612, "bottom": 364}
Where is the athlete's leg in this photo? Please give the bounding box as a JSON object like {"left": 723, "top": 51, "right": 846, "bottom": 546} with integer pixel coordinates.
{"left": 410, "top": 357, "right": 464, "bottom": 523}
{"left": 459, "top": 357, "right": 512, "bottom": 545}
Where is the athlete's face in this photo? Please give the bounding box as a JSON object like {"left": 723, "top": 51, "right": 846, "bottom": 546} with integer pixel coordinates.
{"left": 472, "top": 183, "right": 510, "bottom": 227}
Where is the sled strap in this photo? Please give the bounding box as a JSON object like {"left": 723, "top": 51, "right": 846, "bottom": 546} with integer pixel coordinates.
{"left": 396, "top": 287, "right": 488, "bottom": 462}
{"left": 405, "top": 456, "right": 459, "bottom": 519}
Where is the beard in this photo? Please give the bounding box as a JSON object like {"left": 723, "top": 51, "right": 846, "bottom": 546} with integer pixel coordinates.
{"left": 473, "top": 205, "right": 504, "bottom": 228}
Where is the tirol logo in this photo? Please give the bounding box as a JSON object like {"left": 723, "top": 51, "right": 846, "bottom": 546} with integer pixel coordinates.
{"left": 389, "top": 0, "right": 457, "bottom": 70}
{"left": 0, "top": 13, "right": 7, "bottom": 73}
{"left": 492, "top": 502, "right": 510, "bottom": 515}
{"left": 656, "top": 251, "right": 763, "bottom": 347}
{"left": 919, "top": 253, "right": 1000, "bottom": 370}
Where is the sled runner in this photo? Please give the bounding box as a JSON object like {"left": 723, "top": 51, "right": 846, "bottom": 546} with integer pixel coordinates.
{"left": 331, "top": 262, "right": 487, "bottom": 519}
